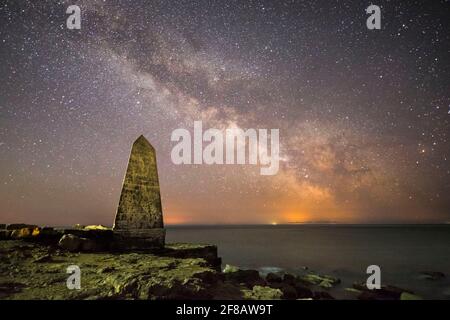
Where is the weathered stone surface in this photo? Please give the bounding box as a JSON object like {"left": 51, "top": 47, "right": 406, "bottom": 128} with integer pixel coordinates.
{"left": 165, "top": 243, "right": 221, "bottom": 271}
{"left": 114, "top": 135, "right": 164, "bottom": 230}
{"left": 223, "top": 264, "right": 240, "bottom": 273}
{"left": 113, "top": 229, "right": 165, "bottom": 251}
{"left": 0, "top": 240, "right": 223, "bottom": 300}
{"left": 0, "top": 238, "right": 429, "bottom": 300}
{"left": 267, "top": 282, "right": 298, "bottom": 299}
{"left": 58, "top": 234, "right": 83, "bottom": 252}
{"left": 113, "top": 135, "right": 165, "bottom": 249}
{"left": 224, "top": 268, "right": 265, "bottom": 288}
{"left": 266, "top": 272, "right": 282, "bottom": 283}
{"left": 58, "top": 233, "right": 108, "bottom": 252}
{"left": 282, "top": 274, "right": 314, "bottom": 299}
{"left": 299, "top": 272, "right": 340, "bottom": 288}
{"left": 10, "top": 227, "right": 40, "bottom": 239}
{"left": 354, "top": 283, "right": 414, "bottom": 300}
{"left": 242, "top": 285, "right": 283, "bottom": 300}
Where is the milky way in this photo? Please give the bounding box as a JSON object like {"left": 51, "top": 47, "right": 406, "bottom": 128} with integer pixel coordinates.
{"left": 0, "top": 0, "right": 449, "bottom": 225}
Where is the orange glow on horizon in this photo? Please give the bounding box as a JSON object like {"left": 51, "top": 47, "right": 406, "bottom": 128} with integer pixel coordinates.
{"left": 281, "top": 211, "right": 310, "bottom": 223}
{"left": 164, "top": 214, "right": 189, "bottom": 225}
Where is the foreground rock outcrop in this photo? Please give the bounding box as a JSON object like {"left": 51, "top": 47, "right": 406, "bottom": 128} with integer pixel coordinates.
{"left": 0, "top": 224, "right": 435, "bottom": 300}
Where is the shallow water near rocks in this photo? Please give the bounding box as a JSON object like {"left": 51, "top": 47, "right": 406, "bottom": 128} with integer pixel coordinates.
{"left": 167, "top": 224, "right": 450, "bottom": 299}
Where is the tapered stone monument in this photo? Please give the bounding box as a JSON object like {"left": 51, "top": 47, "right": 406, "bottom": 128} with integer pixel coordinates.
{"left": 113, "top": 135, "right": 165, "bottom": 250}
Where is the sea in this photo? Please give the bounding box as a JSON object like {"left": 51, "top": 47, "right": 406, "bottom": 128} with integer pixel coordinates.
{"left": 166, "top": 224, "right": 450, "bottom": 299}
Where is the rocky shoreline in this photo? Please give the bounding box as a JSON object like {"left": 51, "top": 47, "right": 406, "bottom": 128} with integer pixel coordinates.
{"left": 0, "top": 224, "right": 441, "bottom": 300}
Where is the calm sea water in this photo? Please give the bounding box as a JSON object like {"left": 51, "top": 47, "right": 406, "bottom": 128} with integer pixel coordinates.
{"left": 166, "top": 224, "right": 450, "bottom": 299}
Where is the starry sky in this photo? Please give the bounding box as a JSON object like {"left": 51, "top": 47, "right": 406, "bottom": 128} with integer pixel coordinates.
{"left": 0, "top": 0, "right": 449, "bottom": 226}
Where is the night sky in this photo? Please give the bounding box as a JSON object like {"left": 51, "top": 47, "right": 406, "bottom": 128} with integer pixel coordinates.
{"left": 0, "top": 0, "right": 449, "bottom": 226}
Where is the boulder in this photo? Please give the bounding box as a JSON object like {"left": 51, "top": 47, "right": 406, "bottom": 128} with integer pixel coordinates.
{"left": 300, "top": 273, "right": 340, "bottom": 288}
{"left": 223, "top": 264, "right": 239, "bottom": 273}
{"left": 243, "top": 285, "right": 283, "bottom": 300}
{"left": 10, "top": 227, "right": 39, "bottom": 239}
{"left": 266, "top": 272, "right": 283, "bottom": 283}
{"left": 355, "top": 283, "right": 414, "bottom": 300}
{"left": 268, "top": 282, "right": 298, "bottom": 300}
{"left": 80, "top": 238, "right": 99, "bottom": 252}
{"left": 281, "top": 273, "right": 313, "bottom": 298}
{"left": 292, "top": 282, "right": 314, "bottom": 299}
{"left": 224, "top": 268, "right": 265, "bottom": 288}
{"left": 58, "top": 234, "right": 104, "bottom": 252}
{"left": 58, "top": 234, "right": 83, "bottom": 252}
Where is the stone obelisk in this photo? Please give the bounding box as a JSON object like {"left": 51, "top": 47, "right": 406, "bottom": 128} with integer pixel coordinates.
{"left": 113, "top": 135, "right": 165, "bottom": 250}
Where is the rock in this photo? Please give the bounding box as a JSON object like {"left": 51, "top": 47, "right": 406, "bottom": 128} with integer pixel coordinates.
{"left": 281, "top": 273, "right": 313, "bottom": 298}
{"left": 10, "top": 228, "right": 34, "bottom": 239}
{"left": 318, "top": 280, "right": 334, "bottom": 288}
{"left": 280, "top": 284, "right": 298, "bottom": 300}
{"left": 400, "top": 292, "right": 423, "bottom": 300}
{"left": 352, "top": 282, "right": 368, "bottom": 291}
{"left": 300, "top": 273, "right": 340, "bottom": 288}
{"left": 38, "top": 227, "right": 61, "bottom": 240}
{"left": 268, "top": 282, "right": 298, "bottom": 300}
{"left": 83, "top": 225, "right": 110, "bottom": 231}
{"left": 58, "top": 234, "right": 83, "bottom": 252}
{"left": 192, "top": 270, "right": 222, "bottom": 286}
{"left": 58, "top": 234, "right": 102, "bottom": 252}
{"left": 313, "top": 291, "right": 335, "bottom": 300}
{"left": 223, "top": 264, "right": 239, "bottom": 273}
{"left": 0, "top": 281, "right": 26, "bottom": 298}
{"left": 382, "top": 285, "right": 413, "bottom": 296}
{"left": 243, "top": 285, "right": 283, "bottom": 300}
{"left": 0, "top": 240, "right": 225, "bottom": 300}
{"left": 98, "top": 266, "right": 115, "bottom": 274}
{"left": 266, "top": 272, "right": 283, "bottom": 283}
{"left": 356, "top": 284, "right": 414, "bottom": 300}
{"left": 293, "top": 283, "right": 314, "bottom": 299}
{"left": 80, "top": 238, "right": 99, "bottom": 252}
{"left": 345, "top": 287, "right": 362, "bottom": 294}
{"left": 33, "top": 254, "right": 52, "bottom": 263}
{"left": 6, "top": 224, "right": 37, "bottom": 230}
{"left": 224, "top": 268, "right": 265, "bottom": 288}
{"left": 283, "top": 273, "right": 297, "bottom": 284}
{"left": 31, "top": 228, "right": 40, "bottom": 237}
{"left": 419, "top": 271, "right": 445, "bottom": 281}
{"left": 0, "top": 230, "right": 11, "bottom": 240}
{"left": 165, "top": 244, "right": 221, "bottom": 271}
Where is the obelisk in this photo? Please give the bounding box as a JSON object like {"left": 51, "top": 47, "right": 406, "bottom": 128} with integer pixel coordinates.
{"left": 113, "top": 135, "right": 165, "bottom": 249}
